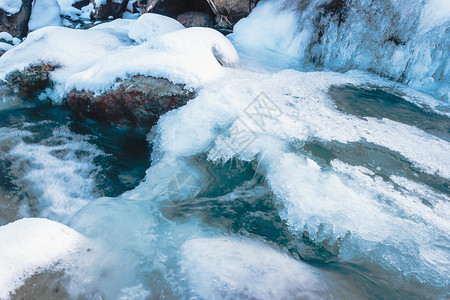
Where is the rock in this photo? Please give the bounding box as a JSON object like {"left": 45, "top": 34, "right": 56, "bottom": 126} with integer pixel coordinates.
{"left": 91, "top": 0, "right": 129, "bottom": 20}
{"left": 0, "top": 0, "right": 33, "bottom": 37}
{"left": 72, "top": 0, "right": 90, "bottom": 10}
{"left": 141, "top": 0, "right": 213, "bottom": 18}
{"left": 5, "top": 64, "right": 59, "bottom": 98}
{"left": 177, "top": 11, "right": 214, "bottom": 27}
{"left": 66, "top": 75, "right": 196, "bottom": 128}
{"left": 206, "top": 0, "right": 259, "bottom": 28}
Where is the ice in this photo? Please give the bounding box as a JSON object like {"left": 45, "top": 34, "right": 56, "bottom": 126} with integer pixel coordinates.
{"left": 0, "top": 218, "right": 87, "bottom": 299}
{"left": 28, "top": 0, "right": 62, "bottom": 31}
{"left": 230, "top": 0, "right": 449, "bottom": 100}
{"left": 0, "top": 0, "right": 21, "bottom": 14}
{"left": 128, "top": 13, "right": 184, "bottom": 44}
{"left": 181, "top": 237, "right": 327, "bottom": 299}
{"left": 145, "top": 67, "right": 450, "bottom": 287}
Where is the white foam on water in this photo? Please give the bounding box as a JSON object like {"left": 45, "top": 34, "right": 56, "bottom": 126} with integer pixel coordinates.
{"left": 0, "top": 218, "right": 87, "bottom": 300}
{"left": 6, "top": 126, "right": 102, "bottom": 222}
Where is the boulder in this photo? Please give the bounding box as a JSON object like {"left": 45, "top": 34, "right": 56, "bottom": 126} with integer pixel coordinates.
{"left": 177, "top": 11, "right": 214, "bottom": 27}
{"left": 5, "top": 64, "right": 59, "bottom": 98}
{"left": 91, "top": 0, "right": 129, "bottom": 20}
{"left": 0, "top": 0, "right": 33, "bottom": 37}
{"left": 66, "top": 75, "right": 196, "bottom": 128}
{"left": 206, "top": 0, "right": 259, "bottom": 27}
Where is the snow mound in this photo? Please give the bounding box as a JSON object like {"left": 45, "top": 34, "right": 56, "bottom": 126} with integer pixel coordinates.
{"left": 0, "top": 0, "right": 22, "bottom": 14}
{"left": 181, "top": 237, "right": 326, "bottom": 299}
{"left": 128, "top": 13, "right": 185, "bottom": 44}
{"left": 0, "top": 218, "right": 87, "bottom": 299}
{"left": 65, "top": 26, "right": 239, "bottom": 92}
{"left": 0, "top": 18, "right": 239, "bottom": 100}
{"left": 28, "top": 0, "right": 62, "bottom": 31}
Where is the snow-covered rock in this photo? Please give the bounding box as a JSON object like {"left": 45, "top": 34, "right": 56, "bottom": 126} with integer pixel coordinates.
{"left": 91, "top": 0, "right": 129, "bottom": 20}
{"left": 66, "top": 75, "right": 196, "bottom": 128}
{"left": 0, "top": 218, "right": 87, "bottom": 299}
{"left": 0, "top": 0, "right": 33, "bottom": 37}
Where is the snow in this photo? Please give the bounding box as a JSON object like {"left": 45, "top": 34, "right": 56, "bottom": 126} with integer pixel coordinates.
{"left": 0, "top": 42, "right": 13, "bottom": 51}
{"left": 0, "top": 218, "right": 87, "bottom": 299}
{"left": 0, "top": 32, "right": 13, "bottom": 42}
{"left": 0, "top": 0, "right": 21, "bottom": 14}
{"left": 0, "top": 17, "right": 238, "bottom": 99}
{"left": 28, "top": 0, "right": 62, "bottom": 31}
{"left": 128, "top": 13, "right": 184, "bottom": 44}
{"left": 57, "top": 0, "right": 84, "bottom": 18}
{"left": 66, "top": 27, "right": 239, "bottom": 92}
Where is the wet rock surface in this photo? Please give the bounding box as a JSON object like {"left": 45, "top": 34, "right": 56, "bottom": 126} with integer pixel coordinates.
{"left": 5, "top": 64, "right": 59, "bottom": 98}
{"left": 66, "top": 75, "right": 196, "bottom": 128}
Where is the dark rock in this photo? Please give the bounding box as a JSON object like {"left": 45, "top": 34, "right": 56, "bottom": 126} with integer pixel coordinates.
{"left": 142, "top": 0, "right": 188, "bottom": 17}
{"left": 5, "top": 64, "right": 59, "bottom": 98}
{"left": 66, "top": 75, "right": 196, "bottom": 128}
{"left": 91, "top": 0, "right": 130, "bottom": 20}
{"left": 0, "top": 0, "right": 33, "bottom": 37}
{"left": 177, "top": 11, "right": 214, "bottom": 27}
{"left": 72, "top": 0, "right": 90, "bottom": 10}
{"left": 206, "top": 0, "right": 259, "bottom": 28}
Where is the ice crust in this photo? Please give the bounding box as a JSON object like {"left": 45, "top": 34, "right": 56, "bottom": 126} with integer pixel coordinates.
{"left": 230, "top": 0, "right": 450, "bottom": 100}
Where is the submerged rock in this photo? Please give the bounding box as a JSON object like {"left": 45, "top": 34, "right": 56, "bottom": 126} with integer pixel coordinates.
{"left": 0, "top": 0, "right": 33, "bottom": 37}
{"left": 66, "top": 75, "right": 196, "bottom": 128}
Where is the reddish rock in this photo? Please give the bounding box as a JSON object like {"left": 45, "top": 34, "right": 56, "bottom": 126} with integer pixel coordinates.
{"left": 66, "top": 75, "right": 196, "bottom": 128}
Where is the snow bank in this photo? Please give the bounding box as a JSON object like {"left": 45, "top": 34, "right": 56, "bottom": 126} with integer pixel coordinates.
{"left": 66, "top": 27, "right": 239, "bottom": 92}
{"left": 128, "top": 13, "right": 184, "bottom": 44}
{"left": 0, "top": 0, "right": 21, "bottom": 14}
{"left": 0, "top": 218, "right": 87, "bottom": 299}
{"left": 0, "top": 16, "right": 239, "bottom": 100}
{"left": 28, "top": 0, "right": 62, "bottom": 31}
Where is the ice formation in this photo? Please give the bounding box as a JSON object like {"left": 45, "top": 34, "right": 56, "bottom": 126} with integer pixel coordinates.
{"left": 230, "top": 0, "right": 450, "bottom": 100}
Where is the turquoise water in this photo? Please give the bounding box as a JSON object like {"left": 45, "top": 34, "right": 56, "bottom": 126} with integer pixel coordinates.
{"left": 0, "top": 86, "right": 448, "bottom": 299}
